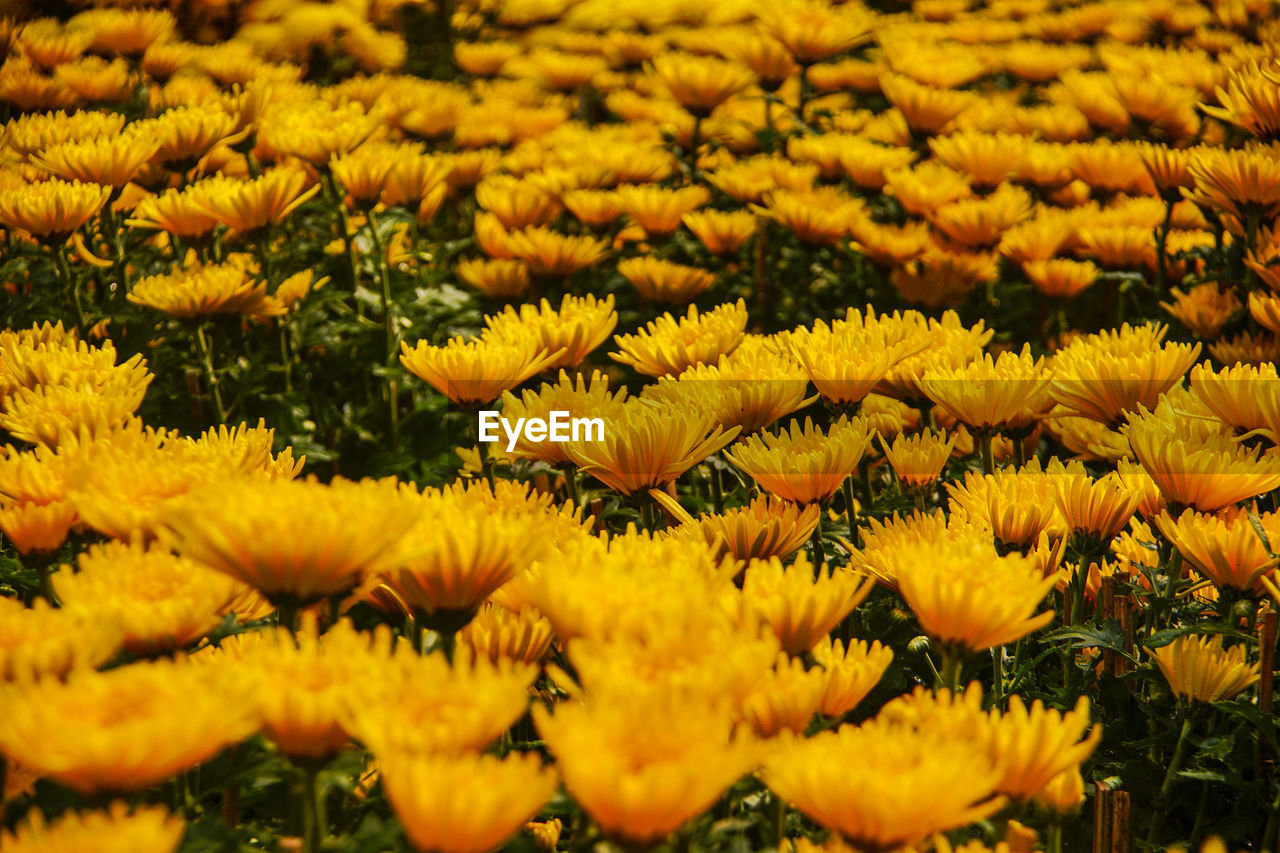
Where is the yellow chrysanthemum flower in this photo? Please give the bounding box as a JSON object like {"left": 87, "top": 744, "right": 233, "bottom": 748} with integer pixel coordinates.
{"left": 0, "top": 803, "right": 184, "bottom": 853}
{"left": 0, "top": 597, "right": 121, "bottom": 681}
{"left": 1155, "top": 506, "right": 1280, "bottom": 594}
{"left": 724, "top": 415, "right": 871, "bottom": 505}
{"left": 129, "top": 254, "right": 285, "bottom": 319}
{"left": 0, "top": 658, "right": 257, "bottom": 794}
{"left": 1150, "top": 635, "right": 1261, "bottom": 704}
{"left": 658, "top": 492, "right": 820, "bottom": 563}
{"left": 0, "top": 178, "right": 110, "bottom": 242}
{"left": 611, "top": 300, "right": 748, "bottom": 378}
{"left": 733, "top": 551, "right": 872, "bottom": 656}
{"left": 400, "top": 334, "right": 563, "bottom": 406}
{"left": 919, "top": 345, "right": 1052, "bottom": 434}
{"left": 483, "top": 293, "right": 616, "bottom": 369}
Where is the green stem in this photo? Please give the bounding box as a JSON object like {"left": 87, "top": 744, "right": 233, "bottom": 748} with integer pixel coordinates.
{"left": 299, "top": 760, "right": 326, "bottom": 853}
{"left": 843, "top": 475, "right": 859, "bottom": 547}
{"left": 711, "top": 463, "right": 725, "bottom": 515}
{"left": 277, "top": 599, "right": 300, "bottom": 636}
{"left": 938, "top": 645, "right": 964, "bottom": 693}
{"left": 563, "top": 464, "right": 581, "bottom": 511}
{"left": 809, "top": 512, "right": 824, "bottom": 566}
{"left": 1147, "top": 712, "right": 1196, "bottom": 847}
{"left": 325, "top": 173, "right": 360, "bottom": 291}
{"left": 195, "top": 323, "right": 227, "bottom": 424}
{"left": 365, "top": 207, "right": 401, "bottom": 449}
{"left": 1154, "top": 200, "right": 1174, "bottom": 293}
{"left": 51, "top": 243, "right": 86, "bottom": 336}
{"left": 979, "top": 429, "right": 994, "bottom": 476}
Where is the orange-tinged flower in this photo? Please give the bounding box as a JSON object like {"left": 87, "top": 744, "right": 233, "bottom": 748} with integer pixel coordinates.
{"left": 896, "top": 539, "right": 1057, "bottom": 652}
{"left": 1123, "top": 392, "right": 1280, "bottom": 512}
{"left": 647, "top": 52, "right": 754, "bottom": 115}
{"left": 380, "top": 751, "right": 557, "bottom": 853}
{"left": 810, "top": 636, "right": 894, "bottom": 718}
{"left": 458, "top": 603, "right": 554, "bottom": 665}
{"left": 881, "top": 72, "right": 978, "bottom": 135}
{"left": 0, "top": 598, "right": 121, "bottom": 682}
{"left": 192, "top": 167, "right": 320, "bottom": 234}
{"left": 0, "top": 658, "right": 257, "bottom": 794}
{"left": 401, "top": 334, "right": 563, "bottom": 406}
{"left": 1155, "top": 506, "right": 1280, "bottom": 594}
{"left": 735, "top": 550, "right": 872, "bottom": 655}
{"left": 725, "top": 415, "right": 872, "bottom": 505}
{"left": 919, "top": 345, "right": 1052, "bottom": 433}
{"left": 930, "top": 131, "right": 1031, "bottom": 188}
{"left": 616, "top": 184, "right": 709, "bottom": 237}
{"left": 741, "top": 654, "right": 828, "bottom": 736}
{"left": 759, "top": 186, "right": 862, "bottom": 245}
{"left": 885, "top": 161, "right": 974, "bottom": 217}
{"left": 0, "top": 368, "right": 152, "bottom": 448}
{"left": 662, "top": 493, "right": 820, "bottom": 563}
{"left": 1150, "top": 635, "right": 1261, "bottom": 703}
{"left": 1161, "top": 283, "right": 1242, "bottom": 339}
{"left": 1023, "top": 258, "right": 1099, "bottom": 299}
{"left": 720, "top": 31, "right": 797, "bottom": 91}
{"left": 31, "top": 132, "right": 158, "bottom": 189}
{"left": 947, "top": 462, "right": 1067, "bottom": 550}
{"left": 53, "top": 56, "right": 135, "bottom": 104}
{"left": 611, "top": 300, "right": 748, "bottom": 378}
{"left": 928, "top": 183, "right": 1034, "bottom": 248}
{"left": 0, "top": 179, "right": 110, "bottom": 242}
{"left": 129, "top": 254, "right": 285, "bottom": 319}
{"left": 681, "top": 209, "right": 757, "bottom": 255}
{"left": 55, "top": 541, "right": 239, "bottom": 656}
{"left": 535, "top": 688, "right": 757, "bottom": 843}
{"left": 1050, "top": 324, "right": 1200, "bottom": 425}
{"left": 159, "top": 476, "right": 420, "bottom": 605}
{"left": 759, "top": 0, "right": 875, "bottom": 63}
{"left": 455, "top": 257, "right": 530, "bottom": 299}
{"left": 882, "top": 428, "right": 956, "bottom": 489}
{"left": 0, "top": 803, "right": 184, "bottom": 853}
{"left": 484, "top": 294, "right": 616, "bottom": 369}
{"left": 504, "top": 226, "right": 609, "bottom": 276}
{"left": 476, "top": 174, "right": 563, "bottom": 229}
{"left": 0, "top": 499, "right": 77, "bottom": 555}
{"left": 564, "top": 398, "right": 741, "bottom": 495}
{"left": 705, "top": 154, "right": 817, "bottom": 203}
{"left": 256, "top": 100, "right": 378, "bottom": 166}
{"left": 1203, "top": 61, "right": 1280, "bottom": 141}
{"left": 75, "top": 8, "right": 175, "bottom": 55}
{"left": 125, "top": 187, "right": 220, "bottom": 237}
{"left": 762, "top": 716, "right": 1004, "bottom": 850}
{"left": 1185, "top": 144, "right": 1280, "bottom": 221}
{"left": 1051, "top": 458, "right": 1142, "bottom": 541}
{"left": 617, "top": 256, "right": 715, "bottom": 303}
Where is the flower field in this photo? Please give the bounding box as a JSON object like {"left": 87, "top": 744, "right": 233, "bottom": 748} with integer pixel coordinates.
{"left": 2, "top": 0, "right": 1280, "bottom": 850}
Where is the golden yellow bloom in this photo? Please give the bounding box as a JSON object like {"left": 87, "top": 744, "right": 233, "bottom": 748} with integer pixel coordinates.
{"left": 379, "top": 487, "right": 547, "bottom": 621}
{"left": 897, "top": 539, "right": 1058, "bottom": 652}
{"left": 810, "top": 636, "right": 894, "bottom": 718}
{"left": 56, "top": 541, "right": 238, "bottom": 656}
{"left": 401, "top": 334, "right": 562, "bottom": 406}
{"left": 564, "top": 398, "right": 741, "bottom": 495}
{"left": 1190, "top": 360, "right": 1280, "bottom": 440}
{"left": 0, "top": 367, "right": 152, "bottom": 448}
{"left": 882, "top": 428, "right": 956, "bottom": 489}
{"left": 30, "top": 131, "right": 157, "bottom": 189}
{"left": 759, "top": 186, "right": 862, "bottom": 245}
{"left": 759, "top": 0, "right": 874, "bottom": 63}
{"left": 0, "top": 658, "right": 256, "bottom": 794}
{"left": 645, "top": 338, "right": 812, "bottom": 434}
{"left": 617, "top": 184, "right": 710, "bottom": 237}
{"left": 881, "top": 72, "right": 977, "bottom": 135}
{"left": 0, "top": 598, "right": 121, "bottom": 682}
{"left": 789, "top": 308, "right": 922, "bottom": 407}
{"left": 562, "top": 188, "right": 624, "bottom": 228}
{"left": 919, "top": 345, "right": 1052, "bottom": 433}
{"left": 930, "top": 131, "right": 1030, "bottom": 188}
{"left": 1150, "top": 635, "right": 1261, "bottom": 703}
{"left": 929, "top": 183, "right": 1035, "bottom": 248}
{"left": 884, "top": 160, "right": 973, "bottom": 217}
{"left": 735, "top": 551, "right": 872, "bottom": 655}
{"left": 1052, "top": 458, "right": 1142, "bottom": 541}
{"left": 476, "top": 175, "right": 563, "bottom": 229}
{"left": 947, "top": 463, "right": 1067, "bottom": 550}
{"left": 762, "top": 716, "right": 1004, "bottom": 850}
{"left": 346, "top": 644, "right": 537, "bottom": 756}
{"left": 14, "top": 22, "right": 91, "bottom": 70}
{"left": 1023, "top": 258, "right": 1099, "bottom": 299}
{"left": 330, "top": 142, "right": 404, "bottom": 205}
{"left": 1124, "top": 392, "right": 1280, "bottom": 512}
{"left": 455, "top": 257, "right": 530, "bottom": 299}
{"left": 458, "top": 603, "right": 554, "bottom": 665}
{"left": 0, "top": 499, "right": 77, "bottom": 554}
{"left": 1156, "top": 506, "right": 1280, "bottom": 594}
{"left": 647, "top": 52, "right": 754, "bottom": 115}
{"left": 1202, "top": 62, "right": 1280, "bottom": 141}
{"left": 682, "top": 208, "right": 757, "bottom": 254}
{"left": 191, "top": 167, "right": 320, "bottom": 234}
{"left": 256, "top": 100, "right": 378, "bottom": 166}
{"left": 661, "top": 493, "right": 819, "bottom": 562}
{"left": 0, "top": 803, "right": 184, "bottom": 853}
{"left": 706, "top": 155, "right": 817, "bottom": 203}
{"left": 535, "top": 688, "right": 756, "bottom": 843}
{"left": 75, "top": 8, "right": 174, "bottom": 55}
{"left": 498, "top": 370, "right": 628, "bottom": 467}
{"left": 129, "top": 254, "right": 285, "bottom": 319}
{"left": 65, "top": 420, "right": 300, "bottom": 542}
{"left": 504, "top": 226, "right": 609, "bottom": 276}
{"left": 483, "top": 294, "right": 616, "bottom": 369}
{"left": 611, "top": 300, "right": 747, "bottom": 378}
{"left": 720, "top": 31, "right": 797, "bottom": 91}
{"left": 125, "top": 186, "right": 220, "bottom": 238}
{"left": 617, "top": 256, "right": 715, "bottom": 304}
{"left": 986, "top": 694, "right": 1102, "bottom": 802}
{"left": 0, "top": 179, "right": 110, "bottom": 242}
{"left": 147, "top": 102, "right": 244, "bottom": 170}
{"left": 160, "top": 476, "right": 419, "bottom": 605}
{"left": 725, "top": 415, "right": 871, "bottom": 505}
{"left": 1185, "top": 145, "right": 1280, "bottom": 221}
{"left": 741, "top": 654, "right": 828, "bottom": 736}
{"left": 379, "top": 751, "right": 557, "bottom": 853}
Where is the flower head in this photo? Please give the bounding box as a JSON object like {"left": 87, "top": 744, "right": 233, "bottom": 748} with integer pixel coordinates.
{"left": 611, "top": 300, "right": 748, "bottom": 378}
{"left": 724, "top": 415, "right": 872, "bottom": 505}
{"left": 0, "top": 803, "right": 184, "bottom": 853}
{"left": 647, "top": 52, "right": 754, "bottom": 115}
{"left": 919, "top": 345, "right": 1052, "bottom": 433}
{"left": 0, "top": 179, "right": 109, "bottom": 242}
{"left": 617, "top": 257, "right": 715, "bottom": 303}
{"left": 1150, "top": 635, "right": 1261, "bottom": 703}
{"left": 401, "top": 334, "right": 563, "bottom": 406}
{"left": 734, "top": 551, "right": 872, "bottom": 655}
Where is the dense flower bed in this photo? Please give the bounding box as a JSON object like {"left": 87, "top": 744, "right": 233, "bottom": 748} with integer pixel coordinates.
{"left": 1, "top": 0, "right": 1279, "bottom": 851}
